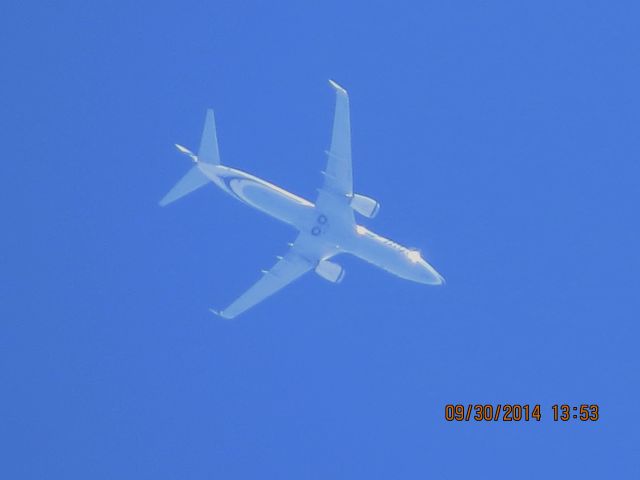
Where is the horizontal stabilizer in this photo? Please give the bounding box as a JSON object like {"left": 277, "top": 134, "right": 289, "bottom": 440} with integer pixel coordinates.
{"left": 159, "top": 166, "right": 209, "bottom": 206}
{"left": 175, "top": 143, "right": 197, "bottom": 162}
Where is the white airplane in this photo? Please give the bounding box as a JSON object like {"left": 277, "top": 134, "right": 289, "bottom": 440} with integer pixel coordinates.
{"left": 160, "top": 80, "right": 444, "bottom": 319}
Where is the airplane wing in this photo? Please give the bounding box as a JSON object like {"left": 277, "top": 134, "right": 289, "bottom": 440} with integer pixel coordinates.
{"left": 214, "top": 235, "right": 318, "bottom": 319}
{"left": 324, "top": 80, "right": 353, "bottom": 196}
{"left": 316, "top": 80, "right": 356, "bottom": 224}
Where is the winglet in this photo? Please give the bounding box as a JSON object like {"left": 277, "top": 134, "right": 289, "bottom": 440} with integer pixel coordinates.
{"left": 328, "top": 79, "right": 347, "bottom": 95}
{"left": 209, "top": 308, "right": 233, "bottom": 320}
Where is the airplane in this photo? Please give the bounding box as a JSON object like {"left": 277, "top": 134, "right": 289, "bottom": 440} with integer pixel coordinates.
{"left": 160, "top": 80, "right": 444, "bottom": 319}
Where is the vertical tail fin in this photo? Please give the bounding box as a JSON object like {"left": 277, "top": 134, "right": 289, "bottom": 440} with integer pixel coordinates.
{"left": 197, "top": 109, "right": 220, "bottom": 165}
{"left": 159, "top": 109, "right": 221, "bottom": 206}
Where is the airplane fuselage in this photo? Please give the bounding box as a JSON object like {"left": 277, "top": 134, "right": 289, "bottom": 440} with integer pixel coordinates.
{"left": 198, "top": 163, "right": 443, "bottom": 286}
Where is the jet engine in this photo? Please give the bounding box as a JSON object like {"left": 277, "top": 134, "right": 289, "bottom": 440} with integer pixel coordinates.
{"left": 315, "top": 260, "right": 345, "bottom": 283}
{"left": 350, "top": 194, "right": 380, "bottom": 219}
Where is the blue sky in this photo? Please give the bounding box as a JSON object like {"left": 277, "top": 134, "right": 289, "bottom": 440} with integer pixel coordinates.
{"left": 3, "top": 1, "right": 639, "bottom": 478}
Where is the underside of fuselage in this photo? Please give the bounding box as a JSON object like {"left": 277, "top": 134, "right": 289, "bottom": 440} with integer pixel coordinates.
{"left": 199, "top": 163, "right": 315, "bottom": 228}
{"left": 198, "top": 163, "right": 443, "bottom": 286}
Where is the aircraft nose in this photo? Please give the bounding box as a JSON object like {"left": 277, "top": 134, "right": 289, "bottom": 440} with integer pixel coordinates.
{"left": 419, "top": 260, "right": 445, "bottom": 285}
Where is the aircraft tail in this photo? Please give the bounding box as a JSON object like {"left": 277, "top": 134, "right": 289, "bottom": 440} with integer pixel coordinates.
{"left": 196, "top": 109, "right": 221, "bottom": 165}
{"left": 159, "top": 109, "right": 221, "bottom": 207}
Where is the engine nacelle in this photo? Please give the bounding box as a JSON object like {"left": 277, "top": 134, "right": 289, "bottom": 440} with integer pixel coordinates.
{"left": 315, "top": 260, "right": 345, "bottom": 284}
{"left": 350, "top": 193, "right": 380, "bottom": 219}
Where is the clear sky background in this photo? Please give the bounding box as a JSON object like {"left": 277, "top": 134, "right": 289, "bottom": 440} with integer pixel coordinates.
{"left": 2, "top": 1, "right": 639, "bottom": 478}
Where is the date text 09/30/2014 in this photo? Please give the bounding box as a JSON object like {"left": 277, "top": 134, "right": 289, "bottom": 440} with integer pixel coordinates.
{"left": 444, "top": 404, "right": 599, "bottom": 422}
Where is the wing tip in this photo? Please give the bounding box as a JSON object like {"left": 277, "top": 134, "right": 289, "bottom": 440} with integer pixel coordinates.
{"left": 328, "top": 79, "right": 347, "bottom": 95}
{"left": 209, "top": 308, "right": 233, "bottom": 319}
